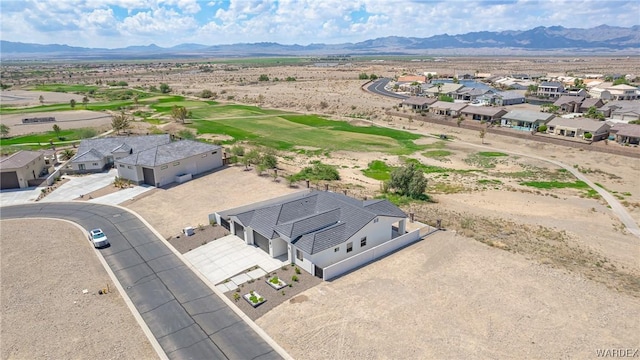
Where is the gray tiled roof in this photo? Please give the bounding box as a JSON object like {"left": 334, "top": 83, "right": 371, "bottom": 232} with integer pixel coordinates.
{"left": 231, "top": 191, "right": 406, "bottom": 255}
{"left": 547, "top": 117, "right": 610, "bottom": 132}
{"left": 73, "top": 134, "right": 170, "bottom": 163}
{"left": 0, "top": 150, "right": 43, "bottom": 170}
{"left": 553, "top": 95, "right": 585, "bottom": 106}
{"left": 73, "top": 148, "right": 104, "bottom": 162}
{"left": 117, "top": 140, "right": 221, "bottom": 167}
{"left": 495, "top": 91, "right": 525, "bottom": 100}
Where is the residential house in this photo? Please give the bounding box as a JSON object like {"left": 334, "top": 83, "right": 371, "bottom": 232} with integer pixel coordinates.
{"left": 214, "top": 190, "right": 413, "bottom": 279}
{"left": 545, "top": 117, "right": 611, "bottom": 141}
{"left": 578, "top": 98, "right": 605, "bottom": 113}
{"left": 602, "top": 101, "right": 640, "bottom": 122}
{"left": 609, "top": 123, "right": 640, "bottom": 145}
{"left": 501, "top": 110, "right": 555, "bottom": 131}
{"left": 400, "top": 97, "right": 437, "bottom": 111}
{"left": 493, "top": 91, "right": 526, "bottom": 106}
{"left": 460, "top": 107, "right": 508, "bottom": 123}
{"left": 537, "top": 81, "right": 565, "bottom": 98}
{"left": 423, "top": 83, "right": 464, "bottom": 98}
{"left": 607, "top": 84, "right": 639, "bottom": 100}
{"left": 454, "top": 87, "right": 494, "bottom": 102}
{"left": 115, "top": 140, "right": 223, "bottom": 187}
{"left": 69, "top": 134, "right": 171, "bottom": 173}
{"left": 553, "top": 96, "right": 585, "bottom": 113}
{"left": 397, "top": 75, "right": 427, "bottom": 83}
{"left": 588, "top": 82, "right": 613, "bottom": 100}
{"left": 0, "top": 150, "right": 49, "bottom": 190}
{"left": 429, "top": 101, "right": 468, "bottom": 117}
{"left": 565, "top": 87, "right": 588, "bottom": 97}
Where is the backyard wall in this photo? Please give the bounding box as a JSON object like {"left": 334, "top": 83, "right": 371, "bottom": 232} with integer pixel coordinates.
{"left": 322, "top": 228, "right": 421, "bottom": 281}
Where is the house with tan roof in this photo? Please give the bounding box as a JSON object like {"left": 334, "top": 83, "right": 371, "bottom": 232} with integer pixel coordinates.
{"left": 607, "top": 84, "right": 639, "bottom": 100}
{"left": 460, "top": 107, "right": 508, "bottom": 123}
{"left": 609, "top": 123, "right": 640, "bottom": 145}
{"left": 545, "top": 117, "right": 611, "bottom": 141}
{"left": 429, "top": 101, "right": 468, "bottom": 117}
{"left": 400, "top": 97, "right": 438, "bottom": 111}
{"left": 500, "top": 110, "right": 555, "bottom": 131}
{"left": 0, "top": 150, "right": 48, "bottom": 190}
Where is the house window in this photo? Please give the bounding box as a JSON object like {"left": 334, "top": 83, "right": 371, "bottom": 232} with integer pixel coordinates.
{"left": 127, "top": 166, "right": 132, "bottom": 169}
{"left": 173, "top": 162, "right": 180, "bottom": 166}
{"left": 296, "top": 249, "right": 303, "bottom": 261}
{"left": 160, "top": 165, "right": 168, "bottom": 170}
{"left": 334, "top": 247, "right": 339, "bottom": 252}
{"left": 79, "top": 164, "right": 85, "bottom": 170}
{"left": 93, "top": 163, "right": 98, "bottom": 166}
{"left": 346, "top": 242, "right": 353, "bottom": 253}
{"left": 360, "top": 237, "right": 367, "bottom": 247}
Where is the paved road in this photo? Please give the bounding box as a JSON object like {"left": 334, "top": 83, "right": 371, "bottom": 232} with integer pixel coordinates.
{"left": 1, "top": 203, "right": 283, "bottom": 360}
{"left": 366, "top": 78, "right": 409, "bottom": 99}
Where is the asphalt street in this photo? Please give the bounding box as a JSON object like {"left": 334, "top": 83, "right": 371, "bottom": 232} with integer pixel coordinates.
{"left": 366, "top": 78, "right": 409, "bottom": 99}
{"left": 1, "top": 203, "right": 283, "bottom": 360}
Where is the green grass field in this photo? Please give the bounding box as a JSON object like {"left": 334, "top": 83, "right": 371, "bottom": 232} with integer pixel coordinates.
{"left": 423, "top": 150, "right": 452, "bottom": 158}
{"left": 519, "top": 180, "right": 589, "bottom": 190}
{"left": 362, "top": 160, "right": 393, "bottom": 180}
{"left": 0, "top": 128, "right": 96, "bottom": 147}
{"left": 191, "top": 110, "right": 423, "bottom": 155}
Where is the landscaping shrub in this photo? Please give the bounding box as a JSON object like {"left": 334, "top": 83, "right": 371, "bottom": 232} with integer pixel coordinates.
{"left": 289, "top": 161, "right": 340, "bottom": 182}
{"left": 537, "top": 125, "right": 548, "bottom": 132}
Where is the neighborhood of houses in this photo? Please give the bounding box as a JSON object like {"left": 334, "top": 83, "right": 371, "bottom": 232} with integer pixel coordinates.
{"left": 1, "top": 69, "right": 639, "bottom": 281}
{"left": 393, "top": 71, "right": 640, "bottom": 145}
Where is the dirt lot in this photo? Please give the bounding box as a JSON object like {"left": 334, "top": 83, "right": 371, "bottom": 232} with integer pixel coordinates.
{"left": 1, "top": 110, "right": 113, "bottom": 136}
{"left": 0, "top": 219, "right": 157, "bottom": 360}
{"left": 124, "top": 165, "right": 299, "bottom": 239}
{"left": 257, "top": 231, "right": 640, "bottom": 360}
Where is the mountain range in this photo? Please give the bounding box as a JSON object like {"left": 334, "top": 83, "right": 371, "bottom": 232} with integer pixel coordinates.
{"left": 1, "top": 25, "right": 639, "bottom": 60}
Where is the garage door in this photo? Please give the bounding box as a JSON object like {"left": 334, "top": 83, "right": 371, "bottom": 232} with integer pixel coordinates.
{"left": 0, "top": 171, "right": 20, "bottom": 189}
{"left": 234, "top": 222, "right": 245, "bottom": 240}
{"left": 142, "top": 167, "right": 155, "bottom": 186}
{"left": 253, "top": 231, "right": 270, "bottom": 254}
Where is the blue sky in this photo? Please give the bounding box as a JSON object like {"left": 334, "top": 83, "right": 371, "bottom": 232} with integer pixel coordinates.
{"left": 1, "top": 0, "right": 638, "bottom": 48}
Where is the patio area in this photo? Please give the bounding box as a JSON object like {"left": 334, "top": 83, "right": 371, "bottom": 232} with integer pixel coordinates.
{"left": 184, "top": 234, "right": 289, "bottom": 293}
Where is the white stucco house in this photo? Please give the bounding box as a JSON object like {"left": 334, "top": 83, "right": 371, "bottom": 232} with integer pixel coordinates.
{"left": 214, "top": 190, "right": 415, "bottom": 279}
{"left": 115, "top": 140, "right": 223, "bottom": 187}
{"left": 69, "top": 134, "right": 171, "bottom": 173}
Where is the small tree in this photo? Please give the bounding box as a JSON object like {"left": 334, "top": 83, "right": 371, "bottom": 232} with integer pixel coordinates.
{"left": 261, "top": 153, "right": 278, "bottom": 169}
{"left": 200, "top": 89, "right": 214, "bottom": 98}
{"left": 69, "top": 99, "right": 76, "bottom": 109}
{"left": 245, "top": 149, "right": 261, "bottom": 167}
{"left": 358, "top": 73, "right": 369, "bottom": 80}
{"left": 171, "top": 105, "right": 188, "bottom": 123}
{"left": 387, "top": 162, "right": 427, "bottom": 199}
{"left": 456, "top": 116, "right": 464, "bottom": 127}
{"left": 53, "top": 124, "right": 61, "bottom": 139}
{"left": 583, "top": 132, "right": 593, "bottom": 140}
{"left": 231, "top": 145, "right": 245, "bottom": 157}
{"left": 39, "top": 95, "right": 44, "bottom": 104}
{"left": 159, "top": 83, "right": 171, "bottom": 93}
{"left": 111, "top": 111, "right": 131, "bottom": 134}
{"left": 0, "top": 123, "right": 9, "bottom": 138}
{"left": 479, "top": 129, "right": 486, "bottom": 144}
{"left": 82, "top": 96, "right": 89, "bottom": 108}
{"left": 60, "top": 148, "right": 75, "bottom": 161}
{"left": 369, "top": 74, "right": 378, "bottom": 80}
{"left": 258, "top": 74, "right": 270, "bottom": 81}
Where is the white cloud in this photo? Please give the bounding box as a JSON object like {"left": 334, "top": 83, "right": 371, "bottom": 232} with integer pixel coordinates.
{"left": 0, "top": 0, "right": 637, "bottom": 47}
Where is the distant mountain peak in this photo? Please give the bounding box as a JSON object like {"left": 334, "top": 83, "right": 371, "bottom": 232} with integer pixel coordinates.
{"left": 1, "top": 25, "right": 638, "bottom": 60}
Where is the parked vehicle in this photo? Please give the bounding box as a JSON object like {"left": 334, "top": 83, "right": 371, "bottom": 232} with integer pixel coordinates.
{"left": 88, "top": 228, "right": 109, "bottom": 248}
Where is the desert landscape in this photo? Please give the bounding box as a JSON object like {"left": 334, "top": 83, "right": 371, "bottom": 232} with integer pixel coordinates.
{"left": 1, "top": 56, "right": 639, "bottom": 359}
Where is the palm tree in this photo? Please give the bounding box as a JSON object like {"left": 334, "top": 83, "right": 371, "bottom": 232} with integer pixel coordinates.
{"left": 60, "top": 149, "right": 75, "bottom": 161}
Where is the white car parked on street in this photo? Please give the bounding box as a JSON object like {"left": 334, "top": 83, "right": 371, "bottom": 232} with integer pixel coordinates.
{"left": 88, "top": 228, "right": 109, "bottom": 248}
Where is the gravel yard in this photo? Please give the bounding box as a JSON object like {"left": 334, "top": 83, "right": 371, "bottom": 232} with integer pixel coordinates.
{"left": 257, "top": 231, "right": 640, "bottom": 360}
{"left": 0, "top": 219, "right": 157, "bottom": 360}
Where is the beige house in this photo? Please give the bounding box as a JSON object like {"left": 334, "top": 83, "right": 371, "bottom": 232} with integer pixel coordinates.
{"left": 609, "top": 123, "right": 640, "bottom": 145}
{"left": 115, "top": 140, "right": 223, "bottom": 187}
{"left": 0, "top": 150, "right": 49, "bottom": 189}
{"left": 429, "top": 101, "right": 468, "bottom": 117}
{"left": 607, "top": 84, "right": 639, "bottom": 100}
{"left": 400, "top": 97, "right": 437, "bottom": 111}
{"left": 545, "top": 117, "right": 611, "bottom": 141}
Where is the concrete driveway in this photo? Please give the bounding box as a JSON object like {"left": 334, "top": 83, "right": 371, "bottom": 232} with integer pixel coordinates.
{"left": 0, "top": 187, "right": 41, "bottom": 207}
{"left": 40, "top": 169, "right": 118, "bottom": 203}
{"left": 185, "top": 234, "right": 288, "bottom": 293}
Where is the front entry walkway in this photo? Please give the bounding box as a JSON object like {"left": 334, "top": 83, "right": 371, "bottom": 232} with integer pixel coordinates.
{"left": 184, "top": 234, "right": 288, "bottom": 293}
